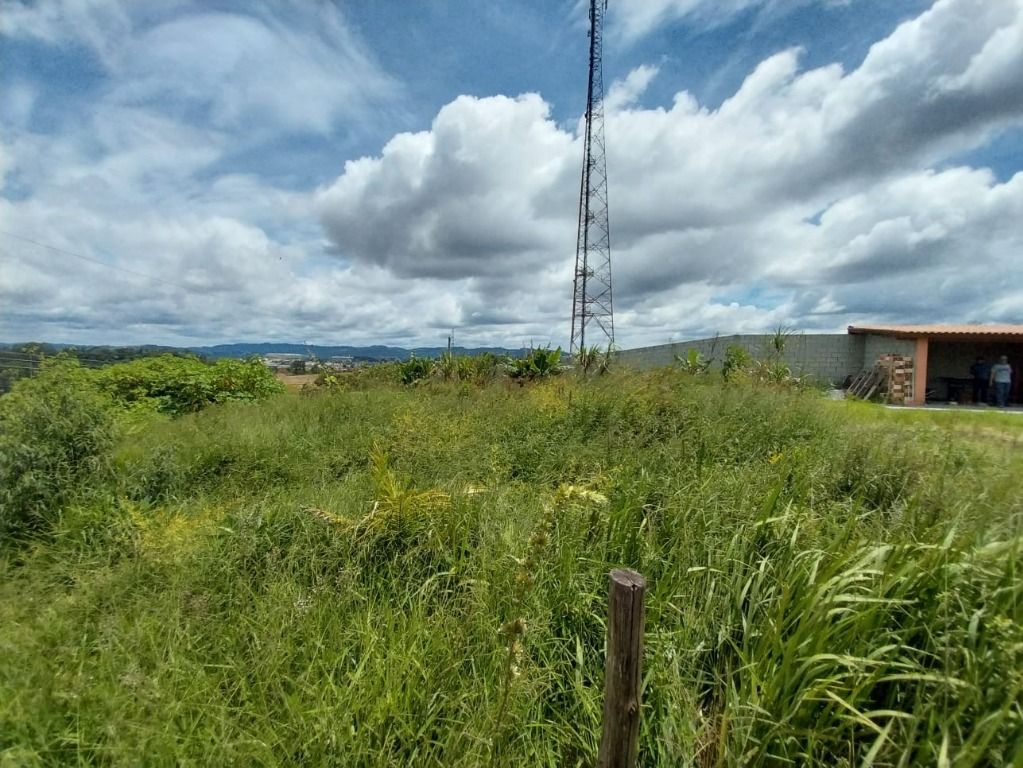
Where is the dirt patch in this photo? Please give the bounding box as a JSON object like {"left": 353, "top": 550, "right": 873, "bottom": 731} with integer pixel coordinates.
{"left": 275, "top": 372, "right": 319, "bottom": 393}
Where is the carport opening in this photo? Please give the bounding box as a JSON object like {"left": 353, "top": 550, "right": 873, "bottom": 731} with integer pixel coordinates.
{"left": 926, "top": 340, "right": 1023, "bottom": 405}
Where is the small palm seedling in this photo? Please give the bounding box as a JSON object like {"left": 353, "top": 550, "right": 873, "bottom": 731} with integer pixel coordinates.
{"left": 302, "top": 446, "right": 449, "bottom": 557}
{"left": 360, "top": 444, "right": 449, "bottom": 538}
{"left": 575, "top": 344, "right": 615, "bottom": 376}
{"left": 676, "top": 348, "right": 710, "bottom": 375}
{"left": 574, "top": 345, "right": 601, "bottom": 375}
{"left": 766, "top": 324, "right": 793, "bottom": 358}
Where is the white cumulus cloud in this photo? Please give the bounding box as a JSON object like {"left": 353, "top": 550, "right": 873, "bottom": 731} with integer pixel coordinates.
{"left": 317, "top": 0, "right": 1023, "bottom": 346}
{"left": 3, "top": 0, "right": 1022, "bottom": 348}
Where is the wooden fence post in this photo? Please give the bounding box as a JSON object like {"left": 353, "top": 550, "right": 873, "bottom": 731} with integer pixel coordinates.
{"left": 597, "top": 568, "right": 646, "bottom": 768}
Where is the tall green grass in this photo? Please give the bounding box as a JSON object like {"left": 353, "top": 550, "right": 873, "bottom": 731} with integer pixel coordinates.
{"left": 1, "top": 371, "right": 1020, "bottom": 766}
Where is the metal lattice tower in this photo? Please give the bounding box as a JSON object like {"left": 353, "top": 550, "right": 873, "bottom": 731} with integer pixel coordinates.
{"left": 570, "top": 0, "right": 613, "bottom": 357}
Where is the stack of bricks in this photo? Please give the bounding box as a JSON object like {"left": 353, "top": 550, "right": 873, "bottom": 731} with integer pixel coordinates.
{"left": 878, "top": 354, "right": 914, "bottom": 404}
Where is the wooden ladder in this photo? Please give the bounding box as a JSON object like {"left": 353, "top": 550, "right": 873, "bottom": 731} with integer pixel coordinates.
{"left": 847, "top": 364, "right": 885, "bottom": 400}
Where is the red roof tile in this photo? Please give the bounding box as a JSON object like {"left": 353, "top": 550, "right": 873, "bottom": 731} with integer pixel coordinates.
{"left": 848, "top": 324, "right": 1023, "bottom": 338}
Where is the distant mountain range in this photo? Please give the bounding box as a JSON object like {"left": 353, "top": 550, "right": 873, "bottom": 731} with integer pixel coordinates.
{"left": 2, "top": 341, "right": 529, "bottom": 362}
{"left": 186, "top": 342, "right": 528, "bottom": 361}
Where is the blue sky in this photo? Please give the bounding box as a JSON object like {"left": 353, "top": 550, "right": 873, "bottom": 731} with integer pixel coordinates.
{"left": 1, "top": 0, "right": 1021, "bottom": 347}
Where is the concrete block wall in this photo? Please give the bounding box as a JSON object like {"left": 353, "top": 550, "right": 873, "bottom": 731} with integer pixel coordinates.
{"left": 617, "top": 333, "right": 865, "bottom": 385}
{"left": 788, "top": 333, "right": 865, "bottom": 383}
{"left": 862, "top": 335, "right": 915, "bottom": 367}
{"left": 618, "top": 331, "right": 1019, "bottom": 398}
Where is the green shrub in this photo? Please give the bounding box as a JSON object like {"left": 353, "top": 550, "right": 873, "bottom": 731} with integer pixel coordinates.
{"left": 320, "top": 361, "right": 402, "bottom": 391}
{"left": 205, "top": 357, "right": 286, "bottom": 403}
{"left": 398, "top": 354, "right": 434, "bottom": 385}
{"left": 675, "top": 347, "right": 710, "bottom": 374}
{"left": 509, "top": 346, "right": 563, "bottom": 381}
{"left": 96, "top": 355, "right": 283, "bottom": 415}
{"left": 456, "top": 352, "right": 508, "bottom": 385}
{"left": 750, "top": 357, "right": 795, "bottom": 385}
{"left": 437, "top": 350, "right": 458, "bottom": 381}
{"left": 0, "top": 360, "right": 116, "bottom": 538}
{"left": 1, "top": 371, "right": 1020, "bottom": 764}
{"left": 721, "top": 344, "right": 753, "bottom": 381}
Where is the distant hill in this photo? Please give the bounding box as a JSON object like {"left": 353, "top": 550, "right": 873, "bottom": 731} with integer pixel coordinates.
{"left": 1, "top": 341, "right": 529, "bottom": 363}
{"left": 188, "top": 343, "right": 528, "bottom": 361}
{"left": 0, "top": 342, "right": 192, "bottom": 361}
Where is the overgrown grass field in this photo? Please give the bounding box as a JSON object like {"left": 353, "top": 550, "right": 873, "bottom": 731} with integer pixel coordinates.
{"left": 1, "top": 362, "right": 1021, "bottom": 766}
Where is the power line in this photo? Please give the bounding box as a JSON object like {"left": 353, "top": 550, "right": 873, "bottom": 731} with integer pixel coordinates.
{"left": 2, "top": 350, "right": 194, "bottom": 365}
{"left": 0, "top": 230, "right": 195, "bottom": 291}
{"left": 1, "top": 351, "right": 119, "bottom": 364}
{"left": 1, "top": 350, "right": 113, "bottom": 363}
{"left": 0, "top": 355, "right": 107, "bottom": 367}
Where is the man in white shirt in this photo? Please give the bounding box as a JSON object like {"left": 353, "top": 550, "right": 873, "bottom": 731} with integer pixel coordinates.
{"left": 989, "top": 355, "right": 1013, "bottom": 407}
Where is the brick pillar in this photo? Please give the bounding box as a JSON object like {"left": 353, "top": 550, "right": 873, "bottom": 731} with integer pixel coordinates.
{"left": 911, "top": 336, "right": 929, "bottom": 406}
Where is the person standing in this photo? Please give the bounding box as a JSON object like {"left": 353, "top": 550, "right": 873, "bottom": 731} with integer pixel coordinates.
{"left": 970, "top": 356, "right": 991, "bottom": 404}
{"left": 989, "top": 355, "right": 1013, "bottom": 407}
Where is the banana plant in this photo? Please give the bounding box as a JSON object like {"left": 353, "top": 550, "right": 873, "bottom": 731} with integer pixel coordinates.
{"left": 509, "top": 346, "right": 563, "bottom": 381}
{"left": 675, "top": 348, "right": 710, "bottom": 375}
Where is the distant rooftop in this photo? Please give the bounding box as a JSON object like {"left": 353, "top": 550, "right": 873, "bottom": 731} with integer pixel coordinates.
{"left": 848, "top": 324, "right": 1023, "bottom": 339}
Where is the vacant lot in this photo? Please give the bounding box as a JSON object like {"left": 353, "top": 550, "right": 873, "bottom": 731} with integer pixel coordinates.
{"left": 274, "top": 371, "right": 320, "bottom": 393}
{"left": 1, "top": 366, "right": 1021, "bottom": 766}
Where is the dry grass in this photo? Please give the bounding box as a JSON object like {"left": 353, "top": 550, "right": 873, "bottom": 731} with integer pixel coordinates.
{"left": 274, "top": 371, "right": 320, "bottom": 392}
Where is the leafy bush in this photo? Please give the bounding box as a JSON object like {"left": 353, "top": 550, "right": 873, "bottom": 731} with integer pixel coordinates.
{"left": 717, "top": 342, "right": 806, "bottom": 387}
{"left": 436, "top": 351, "right": 458, "bottom": 381}
{"left": 509, "top": 346, "right": 563, "bottom": 381}
{"left": 748, "top": 326, "right": 803, "bottom": 386}
{"left": 750, "top": 357, "right": 797, "bottom": 385}
{"left": 0, "top": 351, "right": 34, "bottom": 394}
{"left": 466, "top": 352, "right": 507, "bottom": 385}
{"left": 432, "top": 352, "right": 510, "bottom": 386}
{"left": 398, "top": 354, "right": 434, "bottom": 385}
{"left": 0, "top": 360, "right": 116, "bottom": 538}
{"left": 721, "top": 344, "right": 753, "bottom": 381}
{"left": 205, "top": 357, "right": 286, "bottom": 403}
{"left": 320, "top": 361, "right": 402, "bottom": 391}
{"left": 96, "top": 355, "right": 283, "bottom": 414}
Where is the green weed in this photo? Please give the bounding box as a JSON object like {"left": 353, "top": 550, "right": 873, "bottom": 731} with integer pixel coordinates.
{"left": 0, "top": 371, "right": 1020, "bottom": 765}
